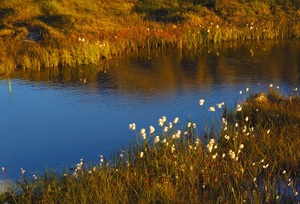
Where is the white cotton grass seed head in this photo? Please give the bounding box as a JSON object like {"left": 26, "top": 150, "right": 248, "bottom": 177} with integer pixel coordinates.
{"left": 100, "top": 155, "right": 104, "bottom": 163}
{"left": 158, "top": 120, "right": 163, "bottom": 126}
{"left": 164, "top": 126, "right": 168, "bottom": 132}
{"left": 158, "top": 117, "right": 166, "bottom": 126}
{"left": 176, "top": 130, "right": 181, "bottom": 137}
{"left": 242, "top": 126, "right": 247, "bottom": 133}
{"left": 140, "top": 128, "right": 146, "bottom": 139}
{"left": 195, "top": 138, "right": 200, "bottom": 145}
{"left": 206, "top": 139, "right": 216, "bottom": 153}
{"left": 236, "top": 104, "right": 242, "bottom": 112}
{"left": 171, "top": 145, "right": 176, "bottom": 153}
{"left": 1, "top": 167, "right": 4, "bottom": 172}
{"left": 228, "top": 150, "right": 236, "bottom": 160}
{"left": 222, "top": 118, "right": 226, "bottom": 124}
{"left": 129, "top": 123, "right": 136, "bottom": 130}
{"left": 199, "top": 99, "right": 205, "bottom": 106}
{"left": 209, "top": 106, "right": 216, "bottom": 112}
{"left": 140, "top": 128, "right": 145, "bottom": 134}
{"left": 263, "top": 164, "right": 269, "bottom": 169}
{"left": 154, "top": 136, "right": 160, "bottom": 144}
{"left": 149, "top": 126, "right": 155, "bottom": 134}
{"left": 216, "top": 103, "right": 222, "bottom": 108}
{"left": 173, "top": 117, "right": 179, "bottom": 124}
{"left": 21, "top": 168, "right": 25, "bottom": 175}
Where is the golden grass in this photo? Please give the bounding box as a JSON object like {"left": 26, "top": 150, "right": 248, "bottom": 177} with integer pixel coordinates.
{"left": 1, "top": 0, "right": 300, "bottom": 73}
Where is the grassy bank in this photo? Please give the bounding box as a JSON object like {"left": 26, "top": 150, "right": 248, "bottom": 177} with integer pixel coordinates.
{"left": 1, "top": 0, "right": 300, "bottom": 74}
{"left": 1, "top": 89, "right": 300, "bottom": 203}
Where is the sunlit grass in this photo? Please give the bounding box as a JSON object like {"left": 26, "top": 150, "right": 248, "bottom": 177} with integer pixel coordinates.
{"left": 1, "top": 87, "right": 300, "bottom": 203}
{"left": 1, "top": 0, "right": 300, "bottom": 73}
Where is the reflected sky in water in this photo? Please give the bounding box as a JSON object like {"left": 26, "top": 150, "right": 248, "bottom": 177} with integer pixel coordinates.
{"left": 1, "top": 41, "right": 300, "bottom": 180}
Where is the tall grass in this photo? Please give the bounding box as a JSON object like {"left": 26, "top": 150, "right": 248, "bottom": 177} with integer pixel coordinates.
{"left": 1, "top": 88, "right": 300, "bottom": 203}
{"left": 1, "top": 18, "right": 300, "bottom": 75}
{"left": 2, "top": 0, "right": 300, "bottom": 73}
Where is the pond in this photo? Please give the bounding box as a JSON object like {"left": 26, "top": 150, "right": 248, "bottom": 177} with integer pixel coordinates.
{"left": 1, "top": 40, "right": 300, "bottom": 182}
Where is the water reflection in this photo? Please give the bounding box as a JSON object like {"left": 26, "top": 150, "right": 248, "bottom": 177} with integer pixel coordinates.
{"left": 9, "top": 40, "right": 300, "bottom": 95}
{"left": 1, "top": 40, "right": 300, "bottom": 181}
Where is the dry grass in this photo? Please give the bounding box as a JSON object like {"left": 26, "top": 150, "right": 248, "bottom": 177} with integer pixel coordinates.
{"left": 1, "top": 0, "right": 300, "bottom": 74}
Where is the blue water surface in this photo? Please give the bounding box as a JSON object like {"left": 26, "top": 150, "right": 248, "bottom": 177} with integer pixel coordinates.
{"left": 1, "top": 41, "right": 300, "bottom": 181}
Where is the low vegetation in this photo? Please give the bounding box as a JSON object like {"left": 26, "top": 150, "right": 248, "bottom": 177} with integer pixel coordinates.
{"left": 1, "top": 0, "right": 300, "bottom": 74}
{"left": 1, "top": 88, "right": 299, "bottom": 203}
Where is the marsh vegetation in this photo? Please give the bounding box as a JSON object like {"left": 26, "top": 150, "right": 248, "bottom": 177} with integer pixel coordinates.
{"left": 1, "top": 88, "right": 300, "bottom": 203}
{"left": 2, "top": 0, "right": 300, "bottom": 73}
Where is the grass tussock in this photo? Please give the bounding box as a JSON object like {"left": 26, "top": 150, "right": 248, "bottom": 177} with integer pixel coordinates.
{"left": 2, "top": 0, "right": 300, "bottom": 73}
{"left": 1, "top": 90, "right": 300, "bottom": 203}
